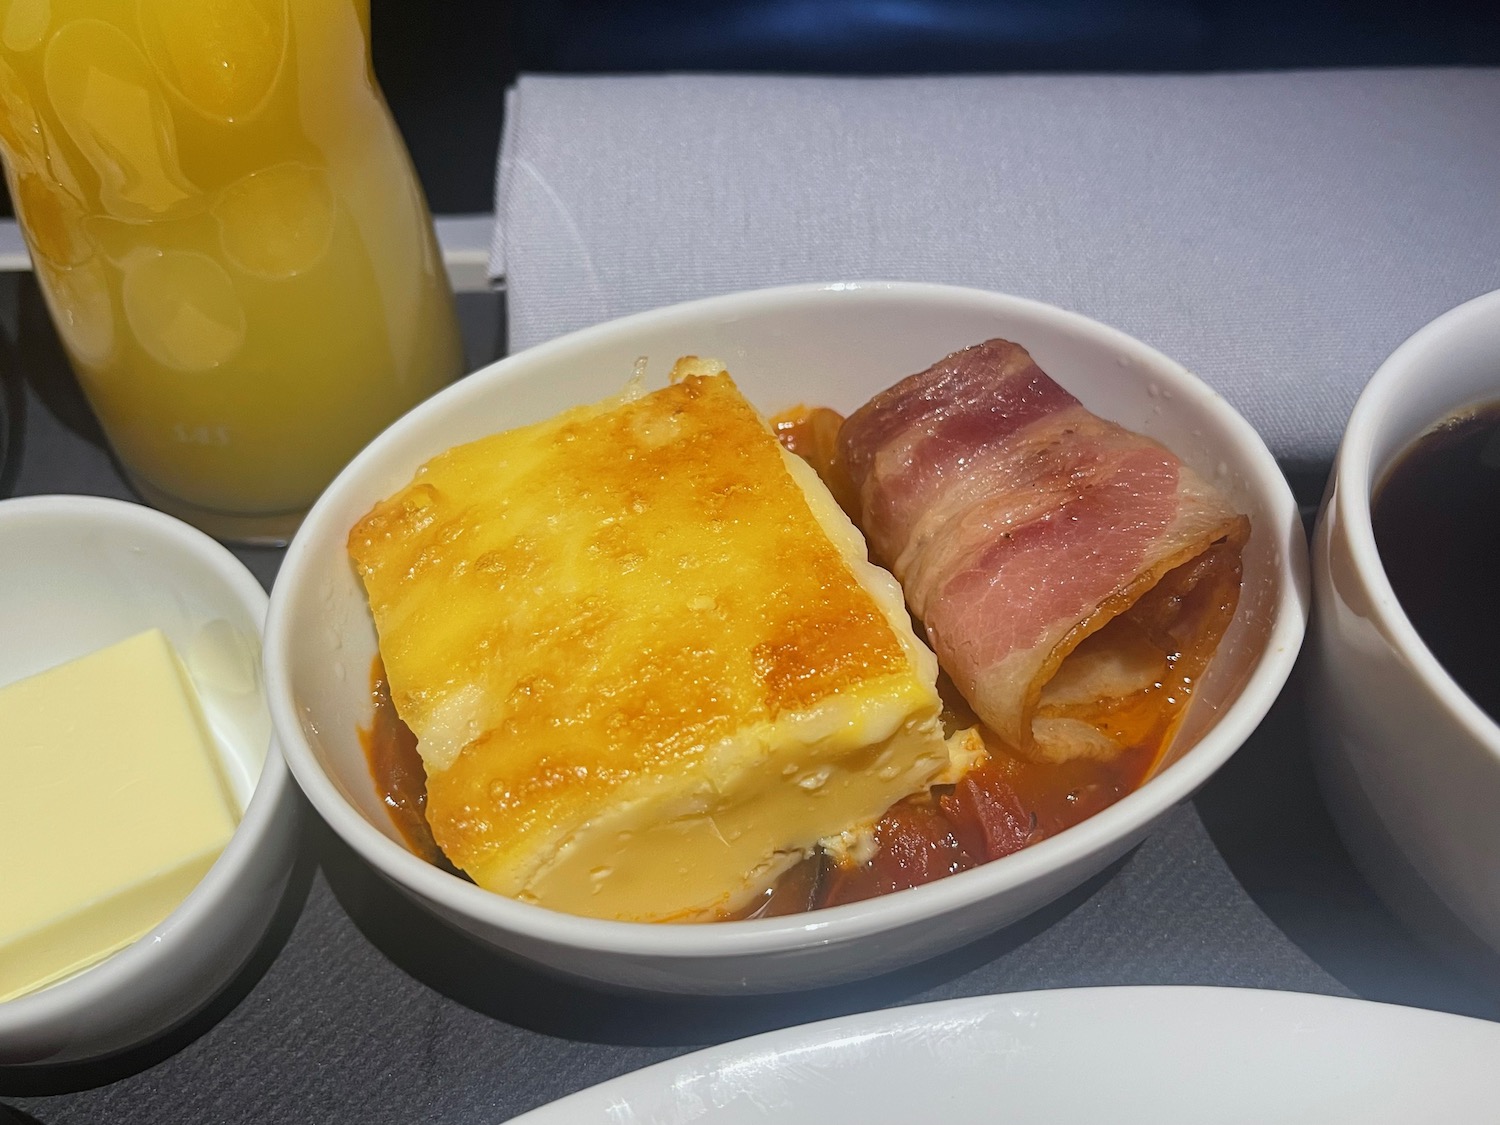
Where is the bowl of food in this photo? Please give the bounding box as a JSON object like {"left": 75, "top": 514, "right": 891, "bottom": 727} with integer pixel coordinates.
{"left": 0, "top": 495, "right": 301, "bottom": 1064}
{"left": 266, "top": 281, "right": 1306, "bottom": 994}
{"left": 1309, "top": 287, "right": 1500, "bottom": 966}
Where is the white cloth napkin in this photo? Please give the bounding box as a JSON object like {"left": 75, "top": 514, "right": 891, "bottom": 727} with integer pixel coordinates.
{"left": 493, "top": 69, "right": 1500, "bottom": 464}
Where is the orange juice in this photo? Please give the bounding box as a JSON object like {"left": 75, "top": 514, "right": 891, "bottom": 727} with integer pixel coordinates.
{"left": 0, "top": 0, "right": 462, "bottom": 540}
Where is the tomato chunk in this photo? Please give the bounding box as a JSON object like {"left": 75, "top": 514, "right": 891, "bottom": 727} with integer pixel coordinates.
{"left": 940, "top": 765, "right": 1035, "bottom": 862}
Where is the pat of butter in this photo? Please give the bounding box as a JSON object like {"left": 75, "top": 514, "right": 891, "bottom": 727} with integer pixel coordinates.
{"left": 0, "top": 629, "right": 239, "bottom": 1003}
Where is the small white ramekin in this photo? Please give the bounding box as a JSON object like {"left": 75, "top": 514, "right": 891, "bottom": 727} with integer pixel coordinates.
{"left": 0, "top": 495, "right": 301, "bottom": 1064}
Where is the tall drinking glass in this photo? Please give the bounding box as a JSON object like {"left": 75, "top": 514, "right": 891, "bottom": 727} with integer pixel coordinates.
{"left": 0, "top": 0, "right": 463, "bottom": 542}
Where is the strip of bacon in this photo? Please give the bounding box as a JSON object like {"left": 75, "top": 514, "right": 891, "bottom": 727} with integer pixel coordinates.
{"left": 837, "top": 339, "right": 1249, "bottom": 765}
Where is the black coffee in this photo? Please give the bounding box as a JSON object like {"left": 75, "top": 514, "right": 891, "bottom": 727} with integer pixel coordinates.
{"left": 1371, "top": 402, "right": 1500, "bottom": 723}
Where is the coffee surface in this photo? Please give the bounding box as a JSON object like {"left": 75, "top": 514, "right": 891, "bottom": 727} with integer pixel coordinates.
{"left": 1372, "top": 402, "right": 1500, "bottom": 723}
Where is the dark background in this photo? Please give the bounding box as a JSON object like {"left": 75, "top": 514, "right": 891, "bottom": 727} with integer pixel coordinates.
{"left": 369, "top": 0, "right": 1500, "bottom": 216}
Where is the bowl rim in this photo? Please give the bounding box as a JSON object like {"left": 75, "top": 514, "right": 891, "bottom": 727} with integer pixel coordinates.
{"left": 267, "top": 279, "right": 1309, "bottom": 962}
{"left": 0, "top": 494, "right": 292, "bottom": 1031}
{"left": 1328, "top": 286, "right": 1500, "bottom": 757}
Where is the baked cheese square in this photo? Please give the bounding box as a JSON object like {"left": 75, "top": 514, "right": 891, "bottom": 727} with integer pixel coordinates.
{"left": 348, "top": 361, "right": 968, "bottom": 921}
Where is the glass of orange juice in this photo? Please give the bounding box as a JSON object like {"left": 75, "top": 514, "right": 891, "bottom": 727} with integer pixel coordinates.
{"left": 0, "top": 0, "right": 463, "bottom": 542}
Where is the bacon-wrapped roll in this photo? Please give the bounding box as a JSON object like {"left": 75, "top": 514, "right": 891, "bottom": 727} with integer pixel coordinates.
{"left": 837, "top": 339, "right": 1250, "bottom": 766}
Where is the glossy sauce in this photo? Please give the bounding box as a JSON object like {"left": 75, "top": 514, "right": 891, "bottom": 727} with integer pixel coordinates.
{"left": 1372, "top": 402, "right": 1500, "bottom": 722}
{"left": 357, "top": 660, "right": 464, "bottom": 878}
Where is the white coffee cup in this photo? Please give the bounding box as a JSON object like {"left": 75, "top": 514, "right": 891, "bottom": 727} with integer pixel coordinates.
{"left": 1310, "top": 288, "right": 1500, "bottom": 966}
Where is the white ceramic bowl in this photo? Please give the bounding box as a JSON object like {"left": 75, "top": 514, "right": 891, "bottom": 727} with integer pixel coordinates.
{"left": 1310, "top": 288, "right": 1500, "bottom": 963}
{"left": 266, "top": 281, "right": 1307, "bottom": 994}
{"left": 0, "top": 495, "right": 300, "bottom": 1064}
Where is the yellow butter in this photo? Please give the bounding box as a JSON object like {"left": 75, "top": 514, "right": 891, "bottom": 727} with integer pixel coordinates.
{"left": 0, "top": 629, "right": 239, "bottom": 1003}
